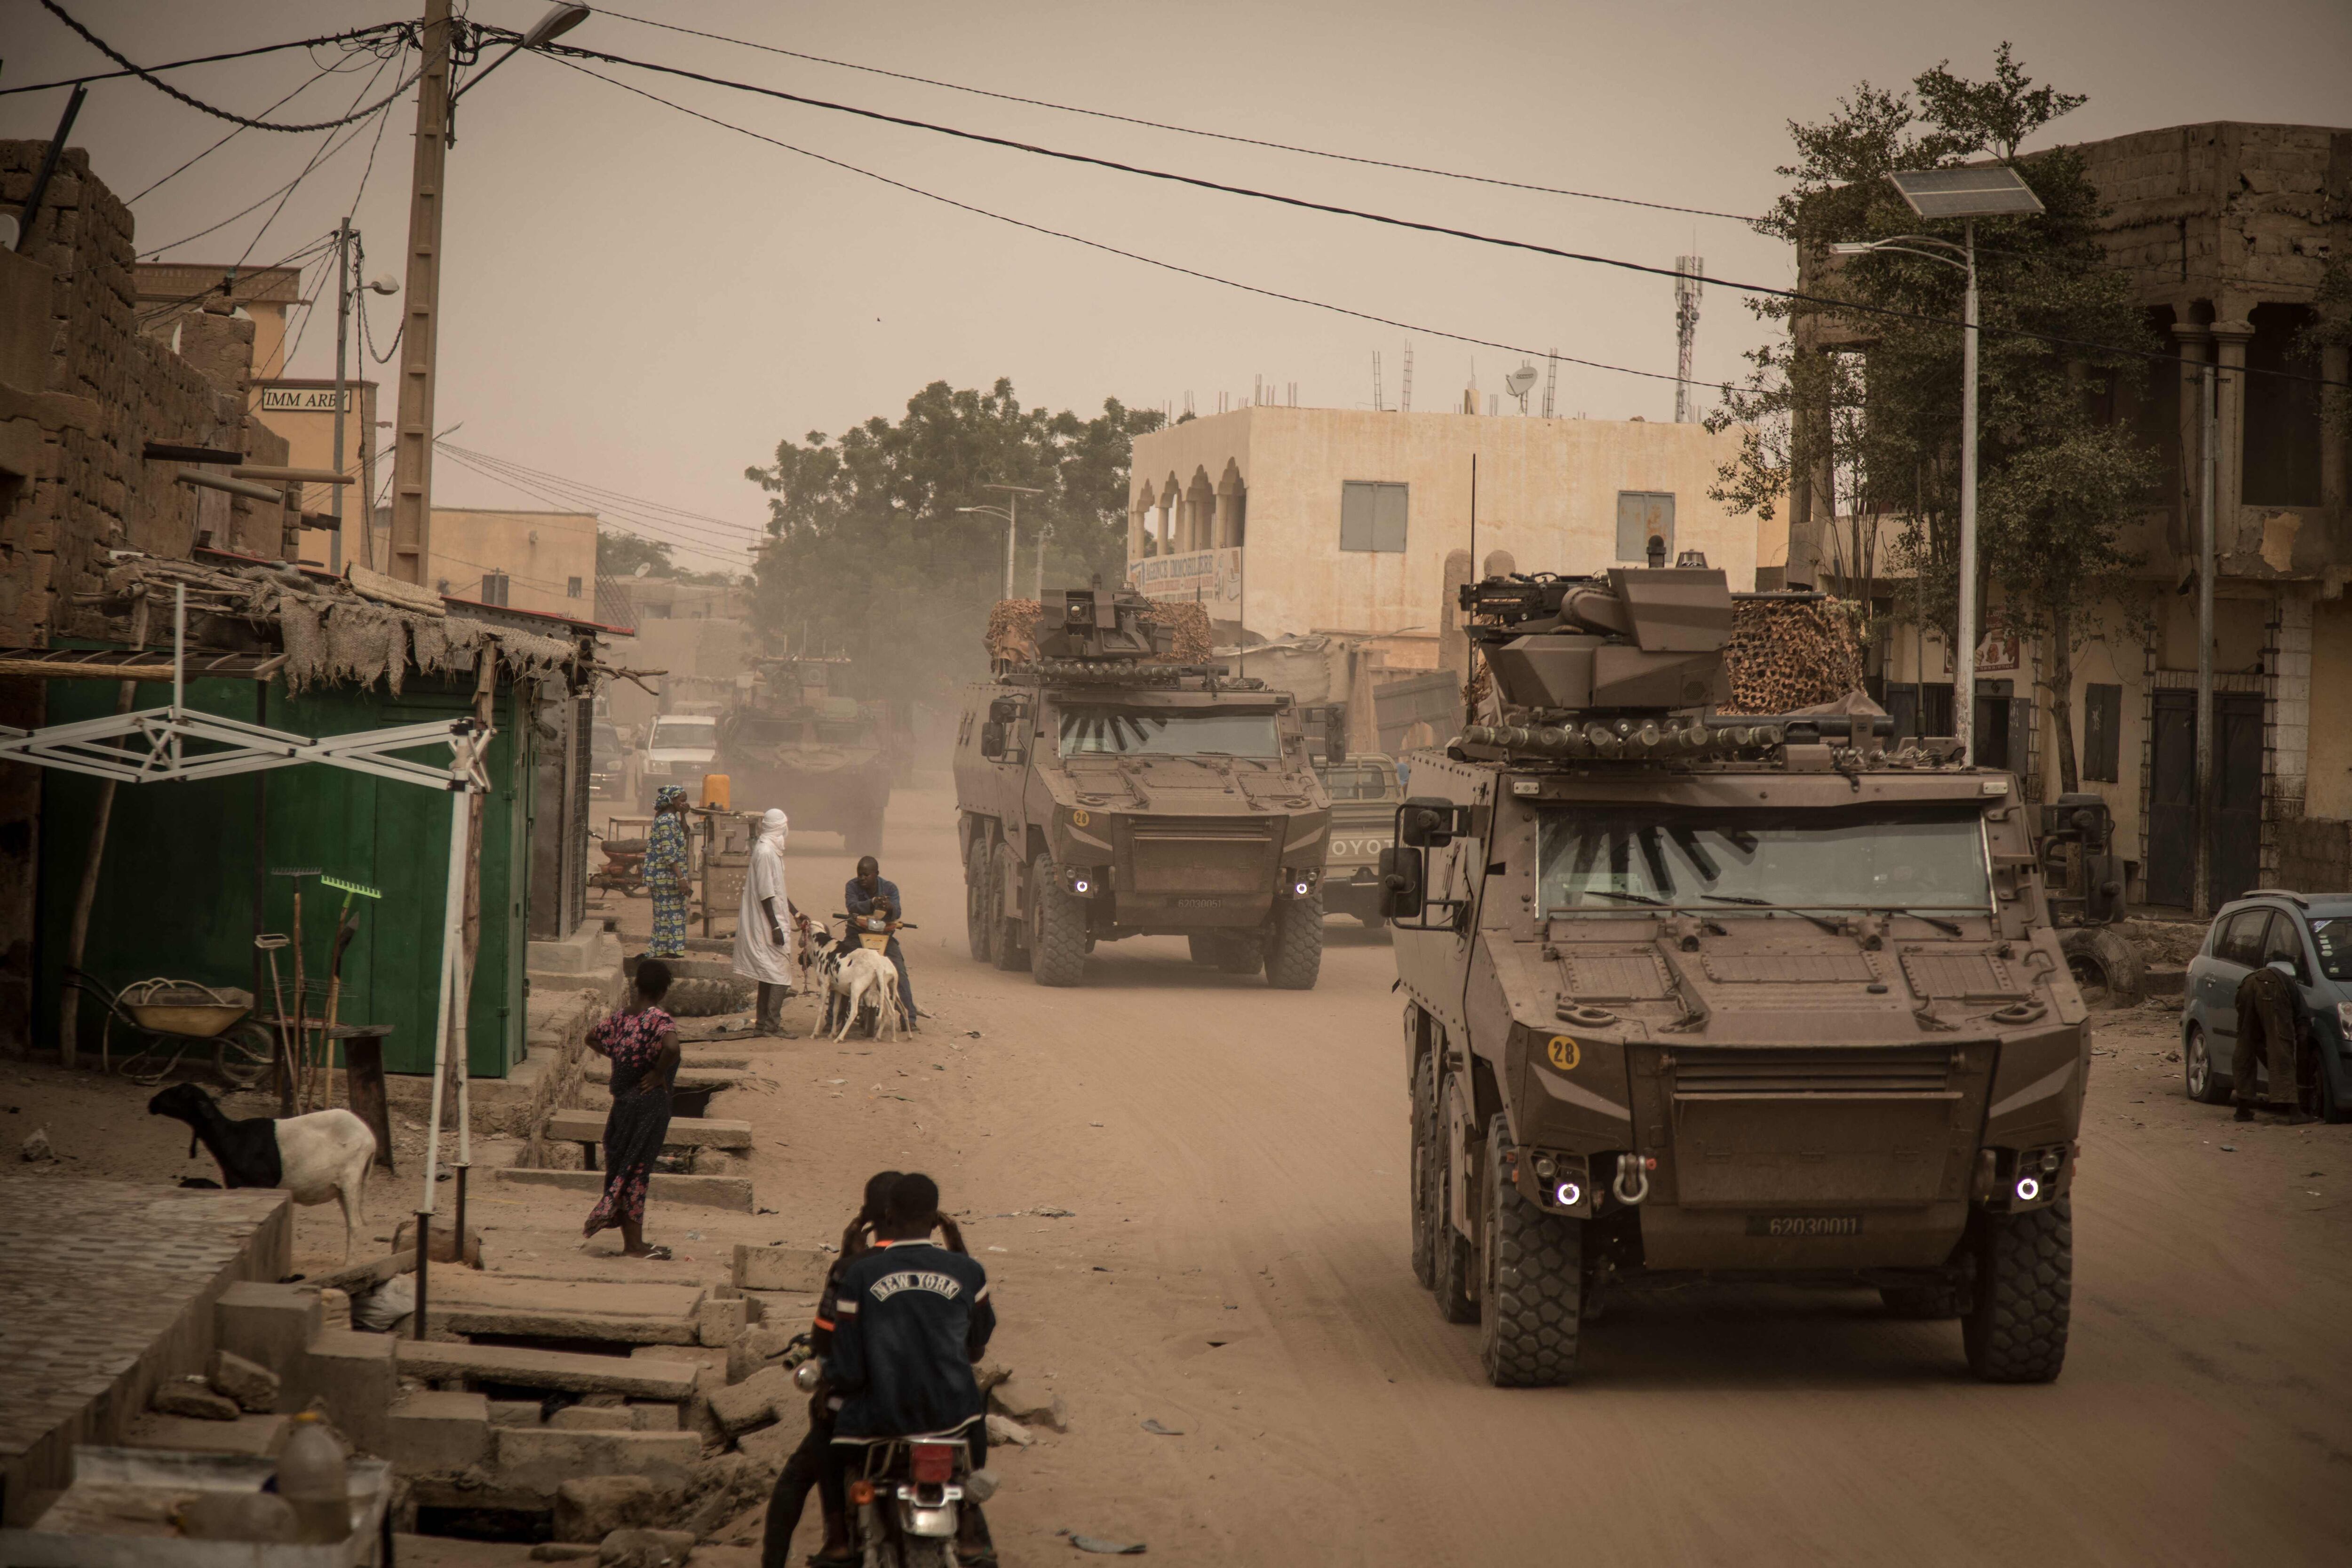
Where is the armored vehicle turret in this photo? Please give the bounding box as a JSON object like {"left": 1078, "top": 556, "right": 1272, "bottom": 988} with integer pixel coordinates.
{"left": 1387, "top": 565, "right": 2086, "bottom": 1387}
{"left": 954, "top": 587, "right": 1331, "bottom": 988}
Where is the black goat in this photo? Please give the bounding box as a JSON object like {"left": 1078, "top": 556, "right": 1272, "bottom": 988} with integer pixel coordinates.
{"left": 148, "top": 1083, "right": 376, "bottom": 1260}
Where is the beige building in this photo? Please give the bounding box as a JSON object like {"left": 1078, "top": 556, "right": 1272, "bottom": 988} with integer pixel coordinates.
{"left": 1127, "top": 406, "right": 1756, "bottom": 672}
{"left": 252, "top": 378, "right": 379, "bottom": 570}
{"left": 425, "top": 508, "right": 599, "bottom": 619}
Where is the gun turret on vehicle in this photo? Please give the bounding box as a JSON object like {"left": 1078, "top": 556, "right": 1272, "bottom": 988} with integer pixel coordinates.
{"left": 955, "top": 587, "right": 1332, "bottom": 988}
{"left": 1389, "top": 564, "right": 2089, "bottom": 1388}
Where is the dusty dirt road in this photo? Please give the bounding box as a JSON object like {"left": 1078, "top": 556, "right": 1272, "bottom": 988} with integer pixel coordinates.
{"left": 743, "top": 784, "right": 2352, "bottom": 1567}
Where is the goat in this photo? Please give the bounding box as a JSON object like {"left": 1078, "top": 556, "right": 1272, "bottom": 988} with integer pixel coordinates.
{"left": 148, "top": 1084, "right": 376, "bottom": 1261}
{"left": 807, "top": 927, "right": 901, "bottom": 1043}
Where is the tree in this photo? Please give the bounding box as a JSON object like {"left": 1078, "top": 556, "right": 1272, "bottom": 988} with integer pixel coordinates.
{"left": 1708, "top": 44, "right": 2155, "bottom": 796}
{"left": 744, "top": 379, "right": 1164, "bottom": 706}
{"left": 595, "top": 528, "right": 734, "bottom": 586}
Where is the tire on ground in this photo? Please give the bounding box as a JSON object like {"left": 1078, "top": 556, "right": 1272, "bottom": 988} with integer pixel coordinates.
{"left": 1962, "top": 1197, "right": 2072, "bottom": 1383}
{"left": 1477, "top": 1113, "right": 1582, "bottom": 1386}
{"left": 2184, "top": 1023, "right": 2229, "bottom": 1104}
{"left": 1409, "top": 1040, "right": 1437, "bottom": 1289}
{"left": 2060, "top": 926, "right": 2145, "bottom": 1009}
{"left": 964, "top": 835, "right": 993, "bottom": 963}
{"left": 1431, "top": 1075, "right": 1478, "bottom": 1325}
{"left": 1029, "top": 851, "right": 1088, "bottom": 988}
{"left": 989, "top": 851, "right": 1029, "bottom": 973}
{"left": 1185, "top": 934, "right": 1220, "bottom": 965}
{"left": 662, "top": 977, "right": 751, "bottom": 1018}
{"left": 1264, "top": 891, "right": 1325, "bottom": 990}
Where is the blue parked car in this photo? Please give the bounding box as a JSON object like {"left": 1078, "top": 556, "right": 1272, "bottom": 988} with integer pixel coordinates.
{"left": 2180, "top": 891, "right": 2352, "bottom": 1121}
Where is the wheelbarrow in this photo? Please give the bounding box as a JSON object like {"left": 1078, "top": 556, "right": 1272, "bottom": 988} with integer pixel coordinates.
{"left": 64, "top": 971, "right": 275, "bottom": 1089}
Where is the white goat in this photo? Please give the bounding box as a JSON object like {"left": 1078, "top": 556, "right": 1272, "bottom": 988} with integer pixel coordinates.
{"left": 831, "top": 946, "right": 902, "bottom": 1043}
{"left": 150, "top": 1084, "right": 377, "bottom": 1261}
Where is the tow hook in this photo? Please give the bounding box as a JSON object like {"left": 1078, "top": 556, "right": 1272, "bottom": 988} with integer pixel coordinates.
{"left": 1613, "top": 1154, "right": 1655, "bottom": 1205}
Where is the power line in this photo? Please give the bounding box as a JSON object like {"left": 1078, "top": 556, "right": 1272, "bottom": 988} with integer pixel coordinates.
{"left": 546, "top": 40, "right": 2351, "bottom": 394}
{"left": 234, "top": 52, "right": 398, "bottom": 270}
{"left": 439, "top": 441, "right": 766, "bottom": 541}
{"left": 549, "top": 57, "right": 1695, "bottom": 395}
{"left": 121, "top": 61, "right": 351, "bottom": 205}
{"left": 0, "top": 21, "right": 409, "bottom": 97}
{"left": 587, "top": 6, "right": 1760, "bottom": 227}
{"left": 432, "top": 446, "right": 757, "bottom": 571}
{"left": 36, "top": 2, "right": 420, "bottom": 132}
{"left": 137, "top": 103, "right": 395, "bottom": 259}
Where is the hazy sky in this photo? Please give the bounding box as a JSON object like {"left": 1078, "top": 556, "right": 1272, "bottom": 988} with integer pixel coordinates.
{"left": 5, "top": 0, "right": 2347, "bottom": 574}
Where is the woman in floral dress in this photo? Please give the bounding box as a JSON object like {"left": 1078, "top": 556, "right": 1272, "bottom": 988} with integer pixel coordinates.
{"left": 583, "top": 958, "right": 680, "bottom": 1258}
{"left": 643, "top": 784, "right": 691, "bottom": 958}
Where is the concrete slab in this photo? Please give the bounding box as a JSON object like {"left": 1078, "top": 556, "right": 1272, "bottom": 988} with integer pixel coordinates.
{"left": 122, "top": 1411, "right": 288, "bottom": 1459}
{"left": 396, "top": 1340, "right": 699, "bottom": 1400}
{"left": 543, "top": 1110, "right": 754, "bottom": 1149}
{"left": 493, "top": 1167, "right": 754, "bottom": 1211}
{"left": 494, "top": 1426, "right": 702, "bottom": 1494}
{"left": 733, "top": 1245, "right": 829, "bottom": 1293}
{"left": 298, "top": 1328, "right": 399, "bottom": 1456}
{"left": 214, "top": 1281, "right": 320, "bottom": 1390}
{"left": 581, "top": 1062, "right": 747, "bottom": 1092}
{"left": 387, "top": 1389, "right": 493, "bottom": 1474}
{"left": 426, "top": 1270, "right": 706, "bottom": 1346}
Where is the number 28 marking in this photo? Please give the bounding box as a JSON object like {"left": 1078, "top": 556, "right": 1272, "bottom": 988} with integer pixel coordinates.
{"left": 1546, "top": 1035, "right": 1580, "bottom": 1071}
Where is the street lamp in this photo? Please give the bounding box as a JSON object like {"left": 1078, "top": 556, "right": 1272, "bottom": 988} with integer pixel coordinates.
{"left": 957, "top": 483, "right": 1044, "bottom": 601}
{"left": 1033, "top": 522, "right": 1055, "bottom": 602}
{"left": 1832, "top": 164, "right": 2042, "bottom": 761}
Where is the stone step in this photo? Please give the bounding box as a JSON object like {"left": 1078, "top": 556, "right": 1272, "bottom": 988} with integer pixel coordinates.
{"left": 124, "top": 1412, "right": 288, "bottom": 1459}
{"left": 495, "top": 1426, "right": 702, "bottom": 1494}
{"left": 582, "top": 1061, "right": 747, "bottom": 1091}
{"left": 544, "top": 1109, "right": 754, "bottom": 1150}
{"left": 492, "top": 1165, "right": 754, "bottom": 1211}
{"left": 428, "top": 1271, "right": 707, "bottom": 1346}
{"left": 396, "top": 1339, "right": 699, "bottom": 1400}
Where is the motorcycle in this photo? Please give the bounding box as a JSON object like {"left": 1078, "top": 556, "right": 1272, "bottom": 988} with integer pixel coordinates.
{"left": 790, "top": 1361, "right": 997, "bottom": 1568}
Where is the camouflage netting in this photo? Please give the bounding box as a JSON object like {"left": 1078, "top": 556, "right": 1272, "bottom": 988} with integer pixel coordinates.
{"left": 984, "top": 597, "right": 1215, "bottom": 665}
{"left": 1723, "top": 597, "right": 1867, "bottom": 714}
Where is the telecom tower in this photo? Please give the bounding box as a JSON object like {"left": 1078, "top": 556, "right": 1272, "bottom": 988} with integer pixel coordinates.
{"left": 1373, "top": 351, "right": 1385, "bottom": 412}
{"left": 1674, "top": 256, "right": 1704, "bottom": 423}
{"left": 1400, "top": 342, "right": 1414, "bottom": 413}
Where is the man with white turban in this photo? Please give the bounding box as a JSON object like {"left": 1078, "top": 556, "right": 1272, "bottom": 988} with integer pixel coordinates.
{"left": 734, "top": 808, "right": 799, "bottom": 1035}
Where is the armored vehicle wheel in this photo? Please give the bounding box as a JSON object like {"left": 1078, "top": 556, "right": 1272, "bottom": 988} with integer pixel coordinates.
{"left": 1477, "top": 1114, "right": 1582, "bottom": 1386}
{"left": 1264, "top": 891, "right": 1325, "bottom": 990}
{"left": 2061, "top": 927, "right": 2144, "bottom": 1009}
{"left": 965, "top": 837, "right": 993, "bottom": 963}
{"left": 2184, "top": 1023, "right": 2228, "bottom": 1104}
{"left": 1409, "top": 1044, "right": 1438, "bottom": 1288}
{"left": 988, "top": 854, "right": 1030, "bottom": 973}
{"left": 1430, "top": 1078, "right": 1478, "bottom": 1324}
{"left": 1962, "top": 1198, "right": 2071, "bottom": 1383}
{"left": 1880, "top": 1282, "right": 1963, "bottom": 1319}
{"left": 1029, "top": 852, "right": 1089, "bottom": 988}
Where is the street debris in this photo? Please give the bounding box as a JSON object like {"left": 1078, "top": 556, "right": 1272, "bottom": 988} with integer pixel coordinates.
{"left": 1035, "top": 1205, "right": 1074, "bottom": 1217}
{"left": 1140, "top": 1418, "right": 1183, "bottom": 1436}
{"left": 1067, "top": 1534, "right": 1148, "bottom": 1554}
{"left": 151, "top": 1375, "right": 238, "bottom": 1421}
{"left": 21, "top": 1126, "right": 55, "bottom": 1162}
{"left": 986, "top": 1413, "right": 1035, "bottom": 1447}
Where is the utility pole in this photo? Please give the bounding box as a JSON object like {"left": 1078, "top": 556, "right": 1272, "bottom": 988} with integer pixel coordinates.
{"left": 388, "top": 0, "right": 456, "bottom": 586}
{"left": 1673, "top": 257, "right": 1703, "bottom": 424}
{"left": 331, "top": 221, "right": 352, "bottom": 573}
{"left": 1033, "top": 522, "right": 1054, "bottom": 601}
{"left": 1954, "top": 221, "right": 1980, "bottom": 762}
{"left": 984, "top": 484, "right": 1041, "bottom": 601}
{"left": 2193, "top": 361, "right": 2217, "bottom": 919}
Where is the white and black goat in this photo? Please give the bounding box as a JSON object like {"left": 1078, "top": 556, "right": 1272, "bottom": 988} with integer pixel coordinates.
{"left": 806, "top": 926, "right": 902, "bottom": 1043}
{"left": 149, "top": 1084, "right": 376, "bottom": 1261}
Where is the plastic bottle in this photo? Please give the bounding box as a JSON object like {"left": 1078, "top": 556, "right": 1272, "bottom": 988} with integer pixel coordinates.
{"left": 275, "top": 1410, "right": 351, "bottom": 1543}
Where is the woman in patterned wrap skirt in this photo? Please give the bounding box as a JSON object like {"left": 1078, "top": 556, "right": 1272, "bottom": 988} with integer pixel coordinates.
{"left": 583, "top": 958, "right": 680, "bottom": 1257}
{"left": 644, "top": 784, "right": 691, "bottom": 957}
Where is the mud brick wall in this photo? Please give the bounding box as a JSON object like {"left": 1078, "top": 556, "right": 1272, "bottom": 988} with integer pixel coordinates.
{"left": 0, "top": 141, "right": 290, "bottom": 1058}
{"left": 2277, "top": 817, "right": 2352, "bottom": 894}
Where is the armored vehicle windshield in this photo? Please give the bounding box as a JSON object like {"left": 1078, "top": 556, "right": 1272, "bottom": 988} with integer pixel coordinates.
{"left": 1056, "top": 707, "right": 1281, "bottom": 758}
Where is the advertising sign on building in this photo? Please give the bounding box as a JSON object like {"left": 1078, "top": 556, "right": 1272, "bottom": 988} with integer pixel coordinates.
{"left": 1976, "top": 629, "right": 2023, "bottom": 672}
{"left": 258, "top": 386, "right": 355, "bottom": 414}
{"left": 1126, "top": 547, "right": 1243, "bottom": 607}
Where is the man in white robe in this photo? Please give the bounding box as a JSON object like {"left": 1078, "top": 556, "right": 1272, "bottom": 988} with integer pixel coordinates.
{"left": 733, "top": 808, "right": 798, "bottom": 1035}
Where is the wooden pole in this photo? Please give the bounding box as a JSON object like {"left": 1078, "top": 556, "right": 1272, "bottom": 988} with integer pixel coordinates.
{"left": 60, "top": 592, "right": 150, "bottom": 1069}
{"left": 388, "top": 0, "right": 455, "bottom": 586}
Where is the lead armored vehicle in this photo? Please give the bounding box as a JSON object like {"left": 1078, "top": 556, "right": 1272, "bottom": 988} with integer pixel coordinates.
{"left": 716, "top": 656, "right": 893, "bottom": 848}
{"left": 955, "top": 587, "right": 1331, "bottom": 988}
{"left": 1387, "top": 565, "right": 2086, "bottom": 1386}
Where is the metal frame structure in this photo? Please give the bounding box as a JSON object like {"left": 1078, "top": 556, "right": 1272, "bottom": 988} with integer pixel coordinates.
{"left": 0, "top": 586, "right": 491, "bottom": 1289}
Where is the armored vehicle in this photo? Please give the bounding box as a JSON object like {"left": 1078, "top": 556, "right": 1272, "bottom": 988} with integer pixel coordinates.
{"left": 716, "top": 656, "right": 893, "bottom": 849}
{"left": 954, "top": 587, "right": 1332, "bottom": 988}
{"left": 1386, "top": 565, "right": 2087, "bottom": 1386}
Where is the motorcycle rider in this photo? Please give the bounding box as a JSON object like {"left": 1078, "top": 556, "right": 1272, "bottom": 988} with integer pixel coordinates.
{"left": 824, "top": 1172, "right": 995, "bottom": 1565}
{"left": 844, "top": 856, "right": 918, "bottom": 1033}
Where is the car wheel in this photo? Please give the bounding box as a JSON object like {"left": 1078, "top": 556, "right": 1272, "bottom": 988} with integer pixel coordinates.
{"left": 2185, "top": 1023, "right": 2228, "bottom": 1105}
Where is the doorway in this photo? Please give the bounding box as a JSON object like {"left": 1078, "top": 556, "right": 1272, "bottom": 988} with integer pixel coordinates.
{"left": 2146, "top": 689, "right": 2263, "bottom": 910}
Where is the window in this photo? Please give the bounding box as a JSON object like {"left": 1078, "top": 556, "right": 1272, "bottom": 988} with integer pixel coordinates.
{"left": 481, "top": 572, "right": 510, "bottom": 606}
{"left": 1056, "top": 708, "right": 1281, "bottom": 758}
{"left": 2217, "top": 910, "right": 2272, "bottom": 967}
{"left": 2082, "top": 683, "right": 2122, "bottom": 783}
{"left": 1616, "top": 492, "right": 1675, "bottom": 562}
{"left": 2257, "top": 911, "right": 2309, "bottom": 982}
{"left": 2312, "top": 917, "right": 2351, "bottom": 982}
{"left": 1340, "top": 481, "right": 1408, "bottom": 552}
{"left": 566, "top": 576, "right": 583, "bottom": 599}
{"left": 1536, "top": 804, "right": 1991, "bottom": 915}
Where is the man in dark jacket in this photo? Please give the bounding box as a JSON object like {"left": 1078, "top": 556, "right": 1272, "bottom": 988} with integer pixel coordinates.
{"left": 845, "top": 857, "right": 919, "bottom": 1032}
{"left": 2234, "top": 963, "right": 2312, "bottom": 1122}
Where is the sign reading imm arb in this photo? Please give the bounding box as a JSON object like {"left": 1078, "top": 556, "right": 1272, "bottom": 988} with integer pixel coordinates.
{"left": 258, "top": 387, "right": 353, "bottom": 413}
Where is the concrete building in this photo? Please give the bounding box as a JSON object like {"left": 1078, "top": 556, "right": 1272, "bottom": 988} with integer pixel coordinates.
{"left": 252, "top": 377, "right": 378, "bottom": 569}
{"left": 1788, "top": 121, "right": 2352, "bottom": 908}
{"left": 1126, "top": 406, "right": 1757, "bottom": 673}
{"left": 603, "top": 576, "right": 754, "bottom": 733}
{"left": 425, "top": 507, "right": 599, "bottom": 619}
